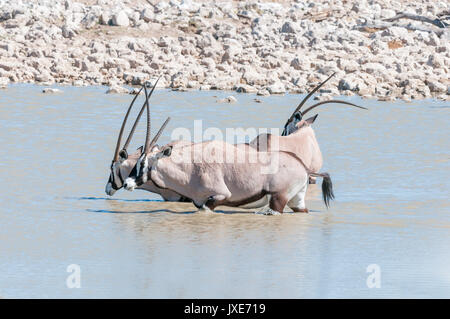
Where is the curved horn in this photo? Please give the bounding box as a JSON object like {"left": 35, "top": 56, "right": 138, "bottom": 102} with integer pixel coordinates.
{"left": 287, "top": 72, "right": 336, "bottom": 122}
{"left": 112, "top": 86, "right": 144, "bottom": 162}
{"left": 122, "top": 77, "right": 161, "bottom": 151}
{"left": 301, "top": 100, "right": 368, "bottom": 116}
{"left": 147, "top": 117, "right": 171, "bottom": 154}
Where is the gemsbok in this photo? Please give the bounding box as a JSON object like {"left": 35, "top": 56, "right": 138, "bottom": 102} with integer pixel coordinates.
{"left": 250, "top": 73, "right": 367, "bottom": 184}
{"left": 108, "top": 73, "right": 365, "bottom": 210}
{"left": 105, "top": 79, "right": 191, "bottom": 202}
{"left": 123, "top": 102, "right": 335, "bottom": 215}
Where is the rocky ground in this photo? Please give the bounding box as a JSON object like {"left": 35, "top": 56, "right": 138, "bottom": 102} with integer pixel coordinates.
{"left": 0, "top": 0, "right": 449, "bottom": 101}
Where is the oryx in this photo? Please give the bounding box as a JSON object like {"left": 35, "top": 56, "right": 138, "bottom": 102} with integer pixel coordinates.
{"left": 105, "top": 79, "right": 191, "bottom": 202}
{"left": 123, "top": 106, "right": 335, "bottom": 214}
{"left": 268, "top": 73, "right": 367, "bottom": 183}
{"left": 281, "top": 72, "right": 367, "bottom": 136}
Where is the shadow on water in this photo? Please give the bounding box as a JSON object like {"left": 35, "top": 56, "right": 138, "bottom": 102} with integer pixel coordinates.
{"left": 66, "top": 196, "right": 164, "bottom": 202}
{"left": 86, "top": 208, "right": 197, "bottom": 215}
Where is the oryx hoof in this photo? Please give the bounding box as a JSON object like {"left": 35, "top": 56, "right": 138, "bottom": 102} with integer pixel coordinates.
{"left": 198, "top": 205, "right": 214, "bottom": 213}
{"left": 255, "top": 207, "right": 281, "bottom": 215}
{"left": 292, "top": 207, "right": 309, "bottom": 213}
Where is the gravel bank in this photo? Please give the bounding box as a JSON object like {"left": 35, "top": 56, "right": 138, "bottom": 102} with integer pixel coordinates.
{"left": 0, "top": 0, "right": 449, "bottom": 100}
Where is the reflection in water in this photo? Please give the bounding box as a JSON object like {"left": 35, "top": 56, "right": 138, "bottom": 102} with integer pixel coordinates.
{"left": 0, "top": 84, "right": 449, "bottom": 298}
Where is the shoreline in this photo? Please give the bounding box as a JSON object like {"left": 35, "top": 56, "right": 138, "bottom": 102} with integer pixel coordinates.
{"left": 0, "top": 0, "right": 449, "bottom": 101}
{"left": 6, "top": 82, "right": 449, "bottom": 107}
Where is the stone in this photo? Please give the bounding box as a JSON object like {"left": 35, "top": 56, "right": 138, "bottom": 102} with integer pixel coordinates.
{"left": 281, "top": 21, "right": 296, "bottom": 33}
{"left": 426, "top": 80, "right": 446, "bottom": 93}
{"left": 42, "top": 88, "right": 62, "bottom": 93}
{"left": 380, "top": 9, "right": 396, "bottom": 19}
{"left": 267, "top": 82, "right": 286, "bottom": 94}
{"left": 427, "top": 54, "right": 444, "bottom": 68}
{"left": 290, "top": 58, "right": 303, "bottom": 70}
{"left": 362, "top": 63, "right": 386, "bottom": 74}
{"left": 235, "top": 84, "right": 257, "bottom": 93}
{"left": 106, "top": 85, "right": 129, "bottom": 94}
{"left": 112, "top": 11, "right": 129, "bottom": 27}
{"left": 141, "top": 8, "right": 154, "bottom": 22}
{"left": 100, "top": 12, "right": 112, "bottom": 25}
{"left": 257, "top": 89, "right": 270, "bottom": 96}
{"left": 0, "top": 77, "right": 9, "bottom": 88}
{"left": 218, "top": 96, "right": 237, "bottom": 103}
{"left": 123, "top": 72, "right": 148, "bottom": 85}
{"left": 129, "top": 87, "right": 142, "bottom": 95}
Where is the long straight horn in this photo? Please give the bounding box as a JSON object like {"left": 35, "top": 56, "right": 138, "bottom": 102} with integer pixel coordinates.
{"left": 147, "top": 117, "right": 171, "bottom": 153}
{"left": 113, "top": 86, "right": 144, "bottom": 162}
{"left": 143, "top": 85, "right": 151, "bottom": 154}
{"left": 287, "top": 72, "right": 336, "bottom": 122}
{"left": 301, "top": 100, "right": 368, "bottom": 116}
{"left": 122, "top": 77, "right": 161, "bottom": 151}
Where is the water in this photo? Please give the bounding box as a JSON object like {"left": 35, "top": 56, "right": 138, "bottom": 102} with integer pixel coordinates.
{"left": 0, "top": 84, "right": 449, "bottom": 298}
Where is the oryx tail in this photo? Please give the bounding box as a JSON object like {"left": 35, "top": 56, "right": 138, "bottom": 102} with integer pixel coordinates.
{"left": 282, "top": 150, "right": 334, "bottom": 208}
{"left": 309, "top": 172, "right": 334, "bottom": 208}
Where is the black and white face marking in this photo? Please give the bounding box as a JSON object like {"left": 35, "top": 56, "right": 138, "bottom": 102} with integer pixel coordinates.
{"left": 124, "top": 154, "right": 148, "bottom": 191}
{"left": 106, "top": 146, "right": 144, "bottom": 195}
{"left": 124, "top": 146, "right": 172, "bottom": 191}
{"left": 282, "top": 112, "right": 303, "bottom": 136}
{"left": 105, "top": 161, "right": 125, "bottom": 195}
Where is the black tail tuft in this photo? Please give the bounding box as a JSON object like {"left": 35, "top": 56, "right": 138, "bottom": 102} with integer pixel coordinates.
{"left": 321, "top": 173, "right": 335, "bottom": 208}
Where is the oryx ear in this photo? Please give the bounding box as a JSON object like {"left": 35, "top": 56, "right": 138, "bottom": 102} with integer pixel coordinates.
{"left": 155, "top": 146, "right": 172, "bottom": 160}
{"left": 136, "top": 146, "right": 143, "bottom": 154}
{"left": 305, "top": 114, "right": 318, "bottom": 125}
{"left": 162, "top": 146, "right": 172, "bottom": 157}
{"left": 119, "top": 149, "right": 128, "bottom": 162}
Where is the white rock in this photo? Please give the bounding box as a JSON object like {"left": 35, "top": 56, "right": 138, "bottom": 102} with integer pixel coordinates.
{"left": 218, "top": 96, "right": 237, "bottom": 103}
{"left": 426, "top": 80, "right": 446, "bottom": 93}
{"left": 112, "top": 11, "right": 129, "bottom": 27}
{"left": 290, "top": 58, "right": 303, "bottom": 70}
{"left": 129, "top": 87, "right": 142, "bottom": 95}
{"left": 42, "top": 88, "right": 62, "bottom": 93}
{"left": 106, "top": 85, "right": 129, "bottom": 94}
{"left": 362, "top": 63, "right": 386, "bottom": 74}
{"left": 427, "top": 54, "right": 444, "bottom": 68}
{"left": 257, "top": 89, "right": 270, "bottom": 96}
{"left": 235, "top": 84, "right": 257, "bottom": 93}
{"left": 123, "top": 72, "right": 148, "bottom": 85}
{"left": 267, "top": 82, "right": 286, "bottom": 94}
{"left": 141, "top": 8, "right": 154, "bottom": 22}
{"left": 100, "top": 12, "right": 112, "bottom": 25}
{"left": 0, "top": 77, "right": 9, "bottom": 88}
{"left": 380, "top": 9, "right": 396, "bottom": 19}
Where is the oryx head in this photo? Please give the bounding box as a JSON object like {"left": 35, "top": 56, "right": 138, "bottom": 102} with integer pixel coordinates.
{"left": 282, "top": 72, "right": 367, "bottom": 136}
{"left": 124, "top": 113, "right": 171, "bottom": 192}
{"left": 105, "top": 78, "right": 161, "bottom": 196}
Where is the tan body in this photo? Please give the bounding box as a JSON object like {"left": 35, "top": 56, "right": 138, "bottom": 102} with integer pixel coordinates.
{"left": 249, "top": 122, "right": 323, "bottom": 183}
{"left": 145, "top": 140, "right": 311, "bottom": 213}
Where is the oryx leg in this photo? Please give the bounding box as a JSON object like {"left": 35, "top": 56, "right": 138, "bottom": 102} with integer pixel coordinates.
{"left": 205, "top": 194, "right": 230, "bottom": 210}
{"left": 269, "top": 193, "right": 289, "bottom": 214}
{"left": 255, "top": 193, "right": 288, "bottom": 215}
{"left": 287, "top": 180, "right": 309, "bottom": 213}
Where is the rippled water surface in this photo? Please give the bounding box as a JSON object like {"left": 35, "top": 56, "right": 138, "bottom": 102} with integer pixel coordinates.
{"left": 0, "top": 84, "right": 449, "bottom": 298}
